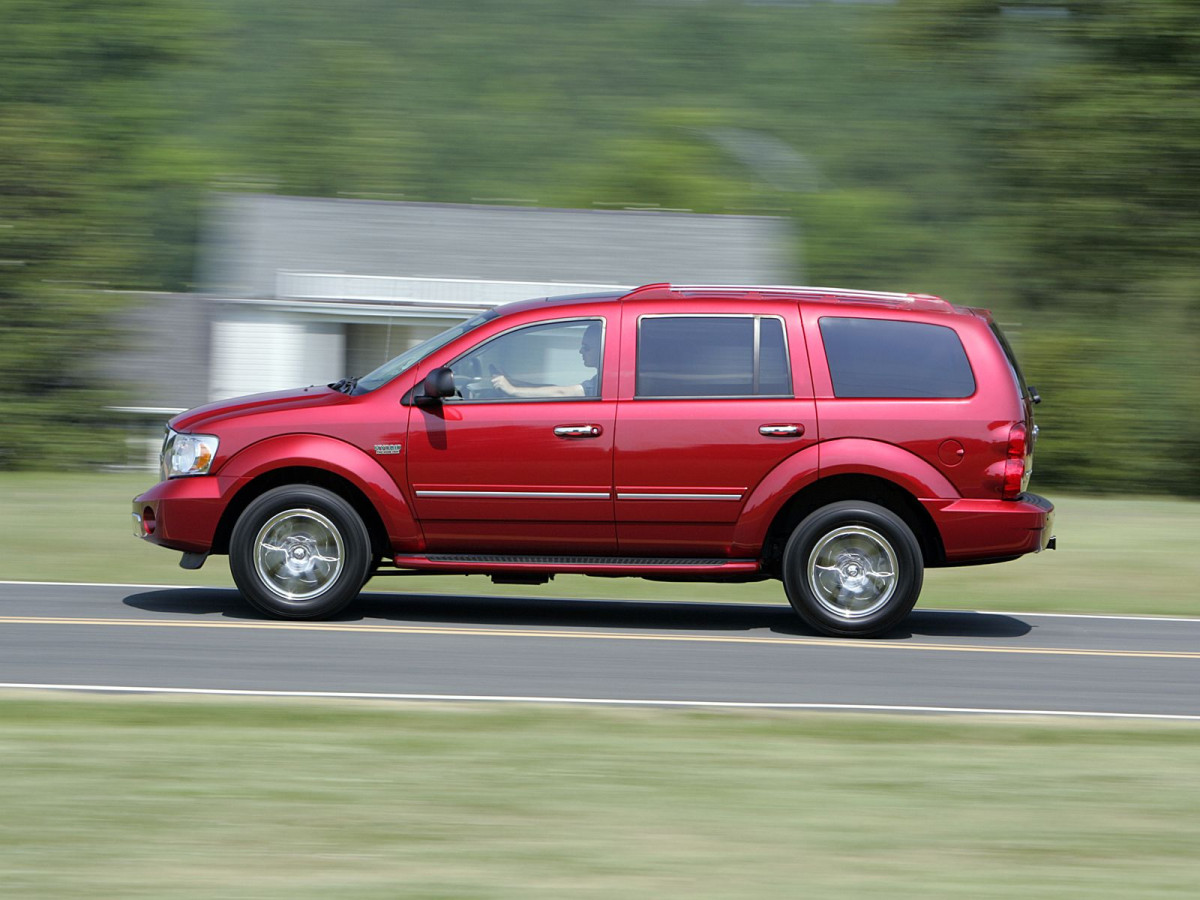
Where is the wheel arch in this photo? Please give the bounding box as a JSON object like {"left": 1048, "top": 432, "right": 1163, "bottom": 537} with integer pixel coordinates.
{"left": 213, "top": 465, "right": 393, "bottom": 560}
{"left": 761, "top": 473, "right": 945, "bottom": 576}
{"left": 210, "top": 433, "right": 421, "bottom": 559}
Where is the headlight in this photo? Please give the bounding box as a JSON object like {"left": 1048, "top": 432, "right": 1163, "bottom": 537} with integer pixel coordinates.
{"left": 161, "top": 429, "right": 220, "bottom": 478}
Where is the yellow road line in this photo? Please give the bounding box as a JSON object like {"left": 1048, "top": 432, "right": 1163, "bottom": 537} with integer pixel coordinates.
{"left": 0, "top": 616, "right": 1197, "bottom": 660}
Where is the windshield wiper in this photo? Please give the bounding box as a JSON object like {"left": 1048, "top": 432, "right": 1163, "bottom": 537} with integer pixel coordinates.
{"left": 328, "top": 376, "right": 360, "bottom": 395}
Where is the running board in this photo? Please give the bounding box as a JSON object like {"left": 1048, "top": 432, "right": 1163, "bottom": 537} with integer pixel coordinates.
{"left": 392, "top": 554, "right": 760, "bottom": 577}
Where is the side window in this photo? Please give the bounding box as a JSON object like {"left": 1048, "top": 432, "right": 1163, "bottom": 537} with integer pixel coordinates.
{"left": 636, "top": 315, "right": 792, "bottom": 398}
{"left": 819, "top": 317, "right": 975, "bottom": 399}
{"left": 448, "top": 318, "right": 603, "bottom": 402}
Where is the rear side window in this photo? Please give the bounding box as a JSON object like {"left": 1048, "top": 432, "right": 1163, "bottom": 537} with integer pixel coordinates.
{"left": 819, "top": 317, "right": 974, "bottom": 399}
{"left": 636, "top": 315, "right": 791, "bottom": 398}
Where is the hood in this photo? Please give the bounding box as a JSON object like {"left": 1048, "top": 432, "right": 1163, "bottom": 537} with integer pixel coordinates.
{"left": 169, "top": 385, "right": 348, "bottom": 433}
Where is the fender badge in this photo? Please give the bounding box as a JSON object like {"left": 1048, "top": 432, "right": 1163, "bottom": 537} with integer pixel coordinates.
{"left": 374, "top": 443, "right": 403, "bottom": 455}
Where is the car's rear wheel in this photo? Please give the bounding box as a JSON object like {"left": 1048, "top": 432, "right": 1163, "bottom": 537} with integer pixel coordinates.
{"left": 229, "top": 485, "right": 371, "bottom": 619}
{"left": 782, "top": 501, "right": 923, "bottom": 637}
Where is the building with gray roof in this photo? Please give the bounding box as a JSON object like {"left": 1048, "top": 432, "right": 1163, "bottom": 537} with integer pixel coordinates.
{"left": 117, "top": 193, "right": 797, "bottom": 414}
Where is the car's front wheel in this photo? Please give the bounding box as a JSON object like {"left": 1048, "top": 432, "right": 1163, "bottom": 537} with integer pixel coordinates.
{"left": 229, "top": 485, "right": 371, "bottom": 619}
{"left": 782, "top": 501, "right": 923, "bottom": 637}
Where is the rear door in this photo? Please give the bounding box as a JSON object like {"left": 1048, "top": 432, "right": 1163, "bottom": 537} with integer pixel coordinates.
{"left": 613, "top": 299, "right": 817, "bottom": 557}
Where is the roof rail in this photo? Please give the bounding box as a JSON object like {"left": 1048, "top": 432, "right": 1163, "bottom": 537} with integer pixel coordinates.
{"left": 668, "top": 283, "right": 917, "bottom": 302}
{"left": 620, "top": 283, "right": 950, "bottom": 309}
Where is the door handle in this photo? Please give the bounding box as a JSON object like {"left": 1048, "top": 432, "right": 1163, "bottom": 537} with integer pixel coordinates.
{"left": 554, "top": 424, "right": 603, "bottom": 438}
{"left": 759, "top": 424, "right": 804, "bottom": 437}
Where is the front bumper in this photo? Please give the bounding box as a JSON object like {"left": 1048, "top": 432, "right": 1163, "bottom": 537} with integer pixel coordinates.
{"left": 924, "top": 491, "right": 1055, "bottom": 564}
{"left": 132, "top": 476, "right": 229, "bottom": 554}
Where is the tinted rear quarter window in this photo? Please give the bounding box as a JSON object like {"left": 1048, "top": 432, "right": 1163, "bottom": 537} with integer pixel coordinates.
{"left": 819, "top": 317, "right": 974, "bottom": 399}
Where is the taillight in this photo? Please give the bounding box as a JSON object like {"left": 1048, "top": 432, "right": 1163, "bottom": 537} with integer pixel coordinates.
{"left": 1002, "top": 424, "right": 1027, "bottom": 500}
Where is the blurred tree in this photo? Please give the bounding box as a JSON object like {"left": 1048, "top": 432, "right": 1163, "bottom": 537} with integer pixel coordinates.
{"left": 2, "top": 0, "right": 1196, "bottom": 494}
{"left": 1002, "top": 2, "right": 1200, "bottom": 494}
{"left": 890, "top": 0, "right": 1200, "bottom": 493}
{"left": 0, "top": 0, "right": 219, "bottom": 469}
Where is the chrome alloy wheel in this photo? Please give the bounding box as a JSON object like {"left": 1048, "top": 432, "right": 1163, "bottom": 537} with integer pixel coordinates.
{"left": 806, "top": 525, "right": 898, "bottom": 619}
{"left": 253, "top": 507, "right": 345, "bottom": 601}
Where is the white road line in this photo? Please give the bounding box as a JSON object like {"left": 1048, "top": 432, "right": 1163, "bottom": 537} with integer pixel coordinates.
{"left": 3, "top": 581, "right": 1200, "bottom": 624}
{"left": 974, "top": 610, "right": 1200, "bottom": 623}
{"left": 0, "top": 579, "right": 218, "bottom": 590}
{"left": 5, "top": 616, "right": 1200, "bottom": 659}
{"left": 1, "top": 682, "right": 1199, "bottom": 721}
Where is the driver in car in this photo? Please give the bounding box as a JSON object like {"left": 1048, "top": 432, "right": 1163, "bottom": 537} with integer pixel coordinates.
{"left": 490, "top": 322, "right": 601, "bottom": 399}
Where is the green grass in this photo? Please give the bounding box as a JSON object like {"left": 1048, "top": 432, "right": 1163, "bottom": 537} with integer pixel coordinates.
{"left": 2, "top": 471, "right": 1197, "bottom": 616}
{"left": 1, "top": 696, "right": 1199, "bottom": 899}
{"left": 4, "top": 477, "right": 1199, "bottom": 896}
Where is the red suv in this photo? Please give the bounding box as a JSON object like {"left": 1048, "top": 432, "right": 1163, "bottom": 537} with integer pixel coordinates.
{"left": 133, "top": 283, "right": 1054, "bottom": 637}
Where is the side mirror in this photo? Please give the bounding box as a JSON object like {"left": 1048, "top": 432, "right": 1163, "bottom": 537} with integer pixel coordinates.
{"left": 417, "top": 367, "right": 456, "bottom": 404}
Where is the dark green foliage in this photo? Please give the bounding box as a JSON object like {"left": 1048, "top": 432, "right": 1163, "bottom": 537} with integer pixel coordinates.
{"left": 895, "top": 1, "right": 1200, "bottom": 494}
{"left": 0, "top": 0, "right": 221, "bottom": 469}
{"left": 1, "top": 0, "right": 1196, "bottom": 492}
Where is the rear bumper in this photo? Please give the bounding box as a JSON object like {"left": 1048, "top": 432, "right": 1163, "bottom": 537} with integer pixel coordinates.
{"left": 924, "top": 492, "right": 1055, "bottom": 564}
{"left": 132, "top": 476, "right": 229, "bottom": 554}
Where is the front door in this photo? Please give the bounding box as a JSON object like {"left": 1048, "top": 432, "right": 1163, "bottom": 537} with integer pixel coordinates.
{"left": 406, "top": 316, "right": 617, "bottom": 553}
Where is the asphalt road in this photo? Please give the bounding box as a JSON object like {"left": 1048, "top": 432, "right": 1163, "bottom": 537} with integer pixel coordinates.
{"left": 2, "top": 580, "right": 1198, "bottom": 719}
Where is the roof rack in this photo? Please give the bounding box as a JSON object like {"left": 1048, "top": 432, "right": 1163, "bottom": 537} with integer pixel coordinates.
{"left": 667, "top": 283, "right": 917, "bottom": 302}
{"left": 620, "top": 283, "right": 949, "bottom": 309}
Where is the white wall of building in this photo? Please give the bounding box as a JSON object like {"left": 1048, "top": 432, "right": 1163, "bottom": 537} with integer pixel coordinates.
{"left": 200, "top": 198, "right": 793, "bottom": 406}
{"left": 210, "top": 308, "right": 345, "bottom": 400}
{"left": 210, "top": 276, "right": 628, "bottom": 401}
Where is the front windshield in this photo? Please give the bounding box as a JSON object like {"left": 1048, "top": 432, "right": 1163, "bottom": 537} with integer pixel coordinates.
{"left": 352, "top": 309, "right": 499, "bottom": 394}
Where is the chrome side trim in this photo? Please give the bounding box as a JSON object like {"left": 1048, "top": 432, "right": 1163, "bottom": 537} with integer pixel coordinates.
{"left": 616, "top": 493, "right": 743, "bottom": 501}
{"left": 415, "top": 490, "right": 611, "bottom": 499}
{"left": 417, "top": 490, "right": 744, "bottom": 501}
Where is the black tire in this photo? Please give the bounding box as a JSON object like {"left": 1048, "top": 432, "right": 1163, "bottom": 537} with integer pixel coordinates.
{"left": 781, "top": 501, "right": 923, "bottom": 637}
{"left": 229, "top": 485, "right": 372, "bottom": 619}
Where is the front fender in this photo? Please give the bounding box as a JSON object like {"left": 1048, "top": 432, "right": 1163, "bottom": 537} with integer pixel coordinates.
{"left": 217, "top": 434, "right": 421, "bottom": 548}
{"left": 731, "top": 438, "right": 959, "bottom": 555}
